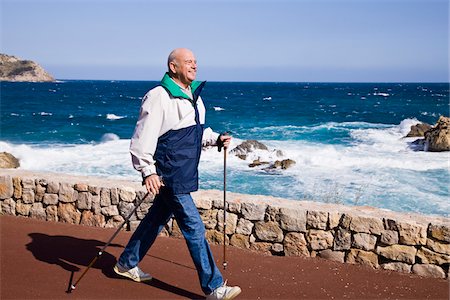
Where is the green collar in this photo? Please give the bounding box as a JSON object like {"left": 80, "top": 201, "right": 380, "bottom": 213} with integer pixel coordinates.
{"left": 160, "top": 73, "right": 203, "bottom": 100}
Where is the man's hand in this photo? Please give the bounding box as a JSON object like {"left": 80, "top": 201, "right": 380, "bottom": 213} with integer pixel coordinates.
{"left": 144, "top": 174, "right": 164, "bottom": 195}
{"left": 218, "top": 133, "right": 232, "bottom": 152}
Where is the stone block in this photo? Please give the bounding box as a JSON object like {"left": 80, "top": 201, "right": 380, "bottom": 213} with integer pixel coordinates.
{"left": 396, "top": 221, "right": 427, "bottom": 245}
{"left": 334, "top": 228, "right": 351, "bottom": 251}
{"left": 16, "top": 201, "right": 31, "bottom": 216}
{"left": 318, "top": 249, "right": 345, "bottom": 263}
{"left": 230, "top": 233, "right": 250, "bottom": 249}
{"left": 412, "top": 264, "right": 446, "bottom": 278}
{"left": 2, "top": 198, "right": 15, "bottom": 215}
{"left": 265, "top": 205, "right": 279, "bottom": 222}
{"left": 236, "top": 218, "right": 254, "bottom": 235}
{"left": 194, "top": 197, "right": 212, "bottom": 210}
{"left": 119, "top": 186, "right": 136, "bottom": 203}
{"left": 46, "top": 205, "right": 58, "bottom": 222}
{"left": 0, "top": 175, "right": 14, "bottom": 200}
{"left": 307, "top": 210, "right": 328, "bottom": 230}
{"left": 349, "top": 215, "right": 384, "bottom": 235}
{"left": 250, "top": 242, "right": 273, "bottom": 255}
{"left": 59, "top": 183, "right": 77, "bottom": 203}
{"left": 254, "top": 221, "right": 283, "bottom": 242}
{"left": 35, "top": 184, "right": 46, "bottom": 202}
{"left": 426, "top": 238, "right": 450, "bottom": 255}
{"left": 352, "top": 233, "right": 377, "bottom": 251}
{"left": 36, "top": 178, "right": 47, "bottom": 186}
{"left": 206, "top": 230, "right": 228, "bottom": 245}
{"left": 271, "top": 243, "right": 284, "bottom": 254}
{"left": 30, "top": 203, "right": 46, "bottom": 220}
{"left": 380, "top": 230, "right": 399, "bottom": 245}
{"left": 428, "top": 224, "right": 450, "bottom": 243}
{"left": 91, "top": 195, "right": 101, "bottom": 215}
{"left": 328, "top": 212, "right": 342, "bottom": 229}
{"left": 381, "top": 262, "right": 411, "bottom": 273}
{"left": 279, "top": 207, "right": 307, "bottom": 232}
{"left": 58, "top": 203, "right": 81, "bottom": 224}
{"left": 119, "top": 202, "right": 136, "bottom": 221}
{"left": 21, "top": 178, "right": 35, "bottom": 189}
{"left": 46, "top": 181, "right": 59, "bottom": 194}
{"left": 13, "top": 177, "right": 22, "bottom": 198}
{"left": 80, "top": 210, "right": 105, "bottom": 227}
{"left": 340, "top": 213, "right": 352, "bottom": 229}
{"left": 74, "top": 183, "right": 88, "bottom": 192}
{"left": 377, "top": 245, "right": 417, "bottom": 264}
{"left": 88, "top": 185, "right": 100, "bottom": 195}
{"left": 22, "top": 189, "right": 35, "bottom": 204}
{"left": 283, "top": 232, "right": 309, "bottom": 257}
{"left": 307, "top": 229, "right": 334, "bottom": 250}
{"left": 110, "top": 188, "right": 119, "bottom": 205}
{"left": 200, "top": 209, "right": 217, "bottom": 229}
{"left": 105, "top": 215, "right": 125, "bottom": 228}
{"left": 416, "top": 247, "right": 450, "bottom": 265}
{"left": 77, "top": 192, "right": 92, "bottom": 210}
{"left": 100, "top": 188, "right": 111, "bottom": 207}
{"left": 218, "top": 211, "right": 238, "bottom": 235}
{"left": 101, "top": 205, "right": 119, "bottom": 217}
{"left": 346, "top": 249, "right": 379, "bottom": 269}
{"left": 136, "top": 201, "right": 151, "bottom": 220}
{"left": 43, "top": 193, "right": 58, "bottom": 205}
{"left": 228, "top": 202, "right": 241, "bottom": 214}
{"left": 241, "top": 202, "right": 267, "bottom": 221}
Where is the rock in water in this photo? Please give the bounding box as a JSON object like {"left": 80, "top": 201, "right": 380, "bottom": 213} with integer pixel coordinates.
{"left": 0, "top": 53, "right": 55, "bottom": 82}
{"left": 425, "top": 116, "right": 450, "bottom": 152}
{"left": 0, "top": 152, "right": 20, "bottom": 168}
{"left": 230, "top": 140, "right": 269, "bottom": 160}
{"left": 405, "top": 123, "right": 432, "bottom": 137}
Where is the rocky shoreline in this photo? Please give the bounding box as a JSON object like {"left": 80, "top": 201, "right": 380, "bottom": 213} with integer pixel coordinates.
{"left": 1, "top": 169, "right": 449, "bottom": 279}
{"left": 405, "top": 116, "right": 450, "bottom": 152}
{"left": 0, "top": 53, "right": 55, "bottom": 82}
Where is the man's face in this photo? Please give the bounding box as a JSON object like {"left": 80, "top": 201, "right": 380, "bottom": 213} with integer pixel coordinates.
{"left": 172, "top": 50, "right": 197, "bottom": 86}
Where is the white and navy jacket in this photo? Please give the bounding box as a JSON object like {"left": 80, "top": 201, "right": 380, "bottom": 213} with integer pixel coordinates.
{"left": 130, "top": 73, "right": 219, "bottom": 194}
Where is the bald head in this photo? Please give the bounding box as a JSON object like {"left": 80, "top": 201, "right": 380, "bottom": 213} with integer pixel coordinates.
{"left": 167, "top": 48, "right": 194, "bottom": 70}
{"left": 167, "top": 48, "right": 197, "bottom": 88}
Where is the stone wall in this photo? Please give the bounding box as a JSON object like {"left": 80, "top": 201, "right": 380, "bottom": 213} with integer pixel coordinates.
{"left": 1, "top": 170, "right": 449, "bottom": 279}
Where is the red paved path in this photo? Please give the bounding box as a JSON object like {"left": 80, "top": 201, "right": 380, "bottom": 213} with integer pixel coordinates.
{"left": 1, "top": 215, "right": 448, "bottom": 299}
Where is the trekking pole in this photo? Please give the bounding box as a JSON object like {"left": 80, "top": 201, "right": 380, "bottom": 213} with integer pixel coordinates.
{"left": 66, "top": 192, "right": 151, "bottom": 293}
{"left": 223, "top": 145, "right": 228, "bottom": 270}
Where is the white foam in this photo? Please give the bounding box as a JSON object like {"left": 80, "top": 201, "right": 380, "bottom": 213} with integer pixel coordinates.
{"left": 213, "top": 106, "right": 225, "bottom": 111}
{"left": 100, "top": 133, "right": 120, "bottom": 143}
{"left": 0, "top": 118, "right": 448, "bottom": 216}
{"left": 34, "top": 112, "right": 53, "bottom": 116}
{"left": 263, "top": 96, "right": 272, "bottom": 101}
{"left": 106, "top": 113, "right": 125, "bottom": 120}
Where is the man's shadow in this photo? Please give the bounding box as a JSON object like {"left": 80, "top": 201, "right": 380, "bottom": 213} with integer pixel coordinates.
{"left": 26, "top": 233, "right": 204, "bottom": 299}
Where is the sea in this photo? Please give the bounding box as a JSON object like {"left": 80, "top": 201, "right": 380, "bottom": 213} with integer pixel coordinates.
{"left": 1, "top": 80, "right": 449, "bottom": 217}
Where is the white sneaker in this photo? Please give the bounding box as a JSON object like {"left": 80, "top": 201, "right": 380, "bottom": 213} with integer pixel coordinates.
{"left": 113, "top": 262, "right": 152, "bottom": 282}
{"left": 207, "top": 281, "right": 241, "bottom": 300}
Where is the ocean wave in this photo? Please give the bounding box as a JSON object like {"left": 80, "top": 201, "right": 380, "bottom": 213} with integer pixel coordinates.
{"left": 100, "top": 133, "right": 120, "bottom": 143}
{"left": 33, "top": 112, "right": 53, "bottom": 116}
{"left": 213, "top": 106, "right": 225, "bottom": 111}
{"left": 106, "top": 113, "right": 126, "bottom": 120}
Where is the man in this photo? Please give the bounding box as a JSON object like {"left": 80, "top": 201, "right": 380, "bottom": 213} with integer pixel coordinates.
{"left": 114, "top": 48, "right": 241, "bottom": 300}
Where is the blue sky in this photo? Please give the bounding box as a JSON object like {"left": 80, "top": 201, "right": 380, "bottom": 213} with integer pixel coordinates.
{"left": 1, "top": 0, "right": 448, "bottom": 82}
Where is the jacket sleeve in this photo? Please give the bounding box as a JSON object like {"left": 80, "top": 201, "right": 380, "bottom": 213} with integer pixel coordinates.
{"left": 129, "top": 92, "right": 164, "bottom": 178}
{"left": 202, "top": 127, "right": 220, "bottom": 148}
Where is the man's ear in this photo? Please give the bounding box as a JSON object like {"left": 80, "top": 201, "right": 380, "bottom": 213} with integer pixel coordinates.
{"left": 169, "top": 62, "right": 177, "bottom": 74}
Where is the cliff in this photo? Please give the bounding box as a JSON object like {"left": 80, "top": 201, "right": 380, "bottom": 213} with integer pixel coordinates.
{"left": 0, "top": 53, "right": 55, "bottom": 82}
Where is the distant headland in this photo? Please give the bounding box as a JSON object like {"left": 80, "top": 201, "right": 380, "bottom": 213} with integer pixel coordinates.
{"left": 0, "top": 53, "right": 55, "bottom": 82}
